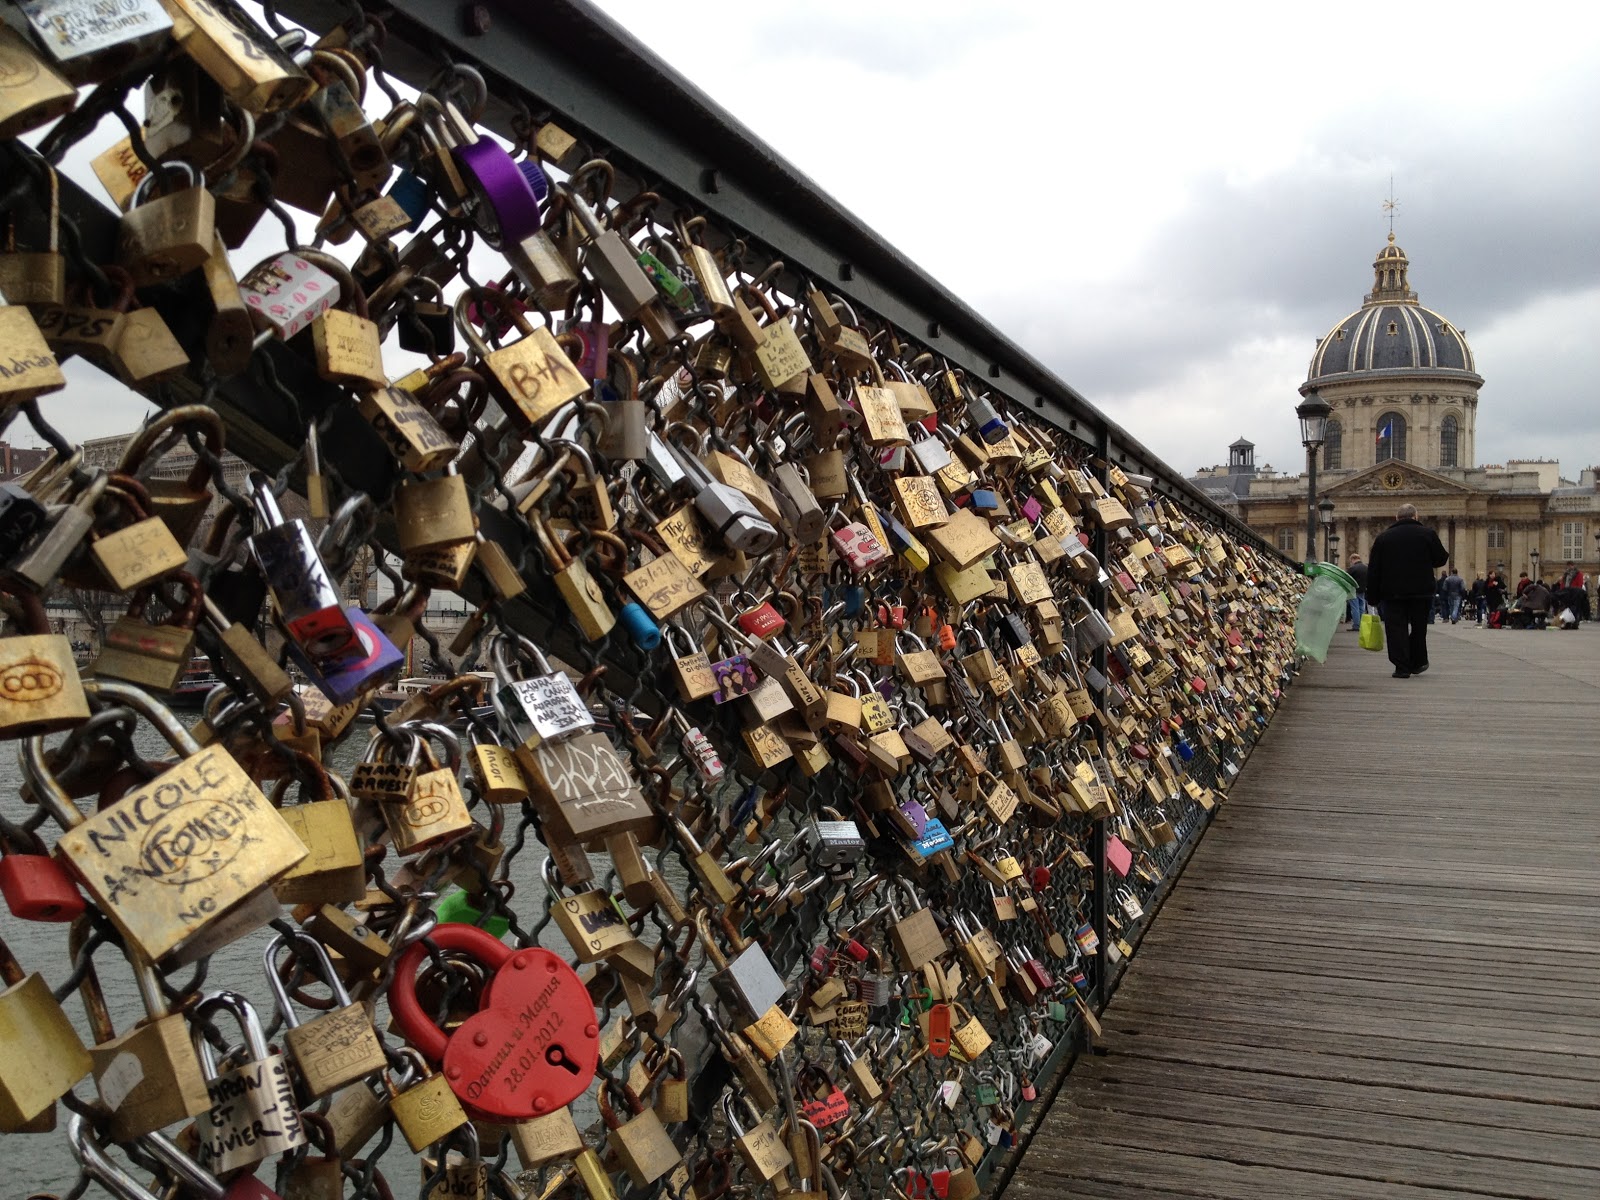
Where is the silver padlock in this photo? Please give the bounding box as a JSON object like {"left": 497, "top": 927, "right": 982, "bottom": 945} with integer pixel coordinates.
{"left": 699, "top": 912, "right": 787, "bottom": 1024}
{"left": 667, "top": 442, "right": 780, "bottom": 555}
{"left": 6, "top": 469, "right": 107, "bottom": 592}
{"left": 811, "top": 816, "right": 866, "bottom": 867}
{"left": 190, "top": 991, "right": 308, "bottom": 1174}
{"left": 19, "top": 0, "right": 173, "bottom": 85}
{"left": 770, "top": 461, "right": 826, "bottom": 542}
{"left": 644, "top": 430, "right": 690, "bottom": 492}
{"left": 246, "top": 475, "right": 359, "bottom": 666}
{"left": 492, "top": 633, "right": 594, "bottom": 750}
{"left": 561, "top": 184, "right": 659, "bottom": 319}
{"left": 909, "top": 424, "right": 953, "bottom": 474}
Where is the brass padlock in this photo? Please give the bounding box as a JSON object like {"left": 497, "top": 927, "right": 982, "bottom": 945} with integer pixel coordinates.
{"left": 382, "top": 1048, "right": 468, "bottom": 1152}
{"left": 91, "top": 574, "right": 203, "bottom": 692}
{"left": 548, "top": 864, "right": 639, "bottom": 964}
{"left": 724, "top": 1093, "right": 792, "bottom": 1182}
{"left": 64, "top": 924, "right": 210, "bottom": 1140}
{"left": 0, "top": 592, "right": 89, "bottom": 738}
{"left": 0, "top": 930, "right": 91, "bottom": 1131}
{"left": 160, "top": 0, "right": 314, "bottom": 114}
{"left": 47, "top": 682, "right": 307, "bottom": 963}
{"left": 454, "top": 290, "right": 588, "bottom": 430}
{"left": 0, "top": 163, "right": 65, "bottom": 305}
{"left": 272, "top": 797, "right": 366, "bottom": 906}
{"left": 602, "top": 1086, "right": 681, "bottom": 1187}
{"left": 0, "top": 24, "right": 77, "bottom": 139}
{"left": 381, "top": 728, "right": 473, "bottom": 856}
{"left": 889, "top": 880, "right": 949, "bottom": 971}
{"left": 117, "top": 161, "right": 216, "bottom": 286}
{"left": 511, "top": 1104, "right": 585, "bottom": 1168}
{"left": 86, "top": 479, "right": 189, "bottom": 591}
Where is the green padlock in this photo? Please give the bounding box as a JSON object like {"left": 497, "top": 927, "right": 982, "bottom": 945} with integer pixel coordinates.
{"left": 434, "top": 889, "right": 511, "bottom": 938}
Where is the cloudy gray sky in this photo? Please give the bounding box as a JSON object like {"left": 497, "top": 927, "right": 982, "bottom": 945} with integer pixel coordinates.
{"left": 590, "top": 0, "right": 1600, "bottom": 478}
{"left": 34, "top": 2, "right": 1599, "bottom": 484}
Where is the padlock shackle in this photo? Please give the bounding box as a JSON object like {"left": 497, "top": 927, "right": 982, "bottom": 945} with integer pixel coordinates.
{"left": 390, "top": 921, "right": 512, "bottom": 1062}
{"left": 264, "top": 929, "right": 355, "bottom": 1027}
{"left": 138, "top": 1128, "right": 227, "bottom": 1199}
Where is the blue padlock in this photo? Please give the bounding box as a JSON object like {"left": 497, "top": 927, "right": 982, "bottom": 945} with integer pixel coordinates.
{"left": 387, "top": 169, "right": 431, "bottom": 228}
{"left": 618, "top": 601, "right": 661, "bottom": 650}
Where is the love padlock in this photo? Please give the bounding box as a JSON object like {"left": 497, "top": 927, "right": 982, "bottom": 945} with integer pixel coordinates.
{"left": 391, "top": 922, "right": 599, "bottom": 1122}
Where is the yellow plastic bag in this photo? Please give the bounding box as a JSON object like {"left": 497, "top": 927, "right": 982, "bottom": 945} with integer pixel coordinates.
{"left": 1359, "top": 612, "right": 1384, "bottom": 652}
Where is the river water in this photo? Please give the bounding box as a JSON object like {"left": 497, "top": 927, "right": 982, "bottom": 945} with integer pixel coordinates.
{"left": 3, "top": 723, "right": 619, "bottom": 1198}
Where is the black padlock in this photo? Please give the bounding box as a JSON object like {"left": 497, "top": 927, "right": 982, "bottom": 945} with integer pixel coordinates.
{"left": 995, "top": 611, "right": 1033, "bottom": 650}
{"left": 0, "top": 482, "right": 48, "bottom": 566}
{"left": 396, "top": 280, "right": 457, "bottom": 355}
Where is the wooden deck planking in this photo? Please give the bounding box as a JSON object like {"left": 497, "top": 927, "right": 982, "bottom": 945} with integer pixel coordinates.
{"left": 1006, "top": 624, "right": 1600, "bottom": 1199}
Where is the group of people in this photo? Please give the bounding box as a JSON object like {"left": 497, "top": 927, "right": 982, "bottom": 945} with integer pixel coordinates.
{"left": 1341, "top": 504, "right": 1591, "bottom": 679}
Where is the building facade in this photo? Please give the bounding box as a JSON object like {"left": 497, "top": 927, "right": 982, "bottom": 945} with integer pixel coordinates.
{"left": 1192, "top": 237, "right": 1599, "bottom": 585}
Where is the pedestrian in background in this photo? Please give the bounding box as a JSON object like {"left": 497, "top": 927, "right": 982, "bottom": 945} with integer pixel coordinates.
{"left": 1442, "top": 567, "right": 1466, "bottom": 623}
{"left": 1365, "top": 503, "right": 1449, "bottom": 678}
{"left": 1347, "top": 553, "right": 1369, "bottom": 631}
{"left": 1485, "top": 570, "right": 1507, "bottom": 627}
{"left": 1469, "top": 574, "right": 1486, "bottom": 624}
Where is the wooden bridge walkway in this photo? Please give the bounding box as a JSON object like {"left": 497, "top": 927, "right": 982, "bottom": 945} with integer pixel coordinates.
{"left": 1004, "top": 622, "right": 1600, "bottom": 1200}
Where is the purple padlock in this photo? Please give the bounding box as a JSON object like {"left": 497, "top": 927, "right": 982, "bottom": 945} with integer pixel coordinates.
{"left": 898, "top": 799, "right": 929, "bottom": 838}
{"left": 442, "top": 101, "right": 545, "bottom": 245}
{"left": 455, "top": 140, "right": 545, "bottom": 245}
{"left": 1021, "top": 495, "right": 1043, "bottom": 523}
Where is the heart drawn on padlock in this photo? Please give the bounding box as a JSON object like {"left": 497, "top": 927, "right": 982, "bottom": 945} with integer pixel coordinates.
{"left": 392, "top": 924, "right": 600, "bottom": 1121}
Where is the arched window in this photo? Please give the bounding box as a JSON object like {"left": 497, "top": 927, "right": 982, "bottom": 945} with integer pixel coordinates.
{"left": 1375, "top": 411, "right": 1407, "bottom": 462}
{"left": 1322, "top": 420, "right": 1342, "bottom": 470}
{"left": 1439, "top": 413, "right": 1459, "bottom": 468}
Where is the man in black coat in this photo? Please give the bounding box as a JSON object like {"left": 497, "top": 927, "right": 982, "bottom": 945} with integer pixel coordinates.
{"left": 1365, "top": 504, "right": 1450, "bottom": 678}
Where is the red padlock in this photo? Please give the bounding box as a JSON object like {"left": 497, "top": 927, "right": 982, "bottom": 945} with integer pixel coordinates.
{"left": 391, "top": 923, "right": 600, "bottom": 1122}
{"left": 926, "top": 1001, "right": 952, "bottom": 1058}
{"left": 0, "top": 834, "right": 86, "bottom": 922}
{"left": 736, "top": 600, "right": 786, "bottom": 639}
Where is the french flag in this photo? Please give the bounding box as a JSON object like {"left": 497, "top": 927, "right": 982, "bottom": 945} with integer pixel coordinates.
{"left": 1376, "top": 419, "right": 1393, "bottom": 447}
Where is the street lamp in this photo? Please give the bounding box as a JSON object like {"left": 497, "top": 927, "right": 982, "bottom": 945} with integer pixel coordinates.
{"left": 1318, "top": 498, "right": 1336, "bottom": 560}
{"left": 1530, "top": 548, "right": 1541, "bottom": 581}
{"left": 1296, "top": 390, "right": 1331, "bottom": 562}
{"left": 1328, "top": 531, "right": 1341, "bottom": 565}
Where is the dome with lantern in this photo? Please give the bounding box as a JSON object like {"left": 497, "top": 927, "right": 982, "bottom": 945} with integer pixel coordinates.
{"left": 1305, "top": 234, "right": 1480, "bottom": 385}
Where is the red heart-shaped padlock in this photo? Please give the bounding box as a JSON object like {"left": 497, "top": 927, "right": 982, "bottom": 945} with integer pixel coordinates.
{"left": 392, "top": 924, "right": 599, "bottom": 1121}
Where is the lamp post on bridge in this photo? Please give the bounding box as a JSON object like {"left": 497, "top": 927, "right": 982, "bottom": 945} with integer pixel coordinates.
{"left": 1328, "top": 531, "right": 1341, "bottom": 565}
{"left": 1530, "top": 547, "right": 1541, "bottom": 582}
{"left": 1296, "top": 391, "right": 1331, "bottom": 564}
{"left": 1319, "top": 498, "right": 1336, "bottom": 562}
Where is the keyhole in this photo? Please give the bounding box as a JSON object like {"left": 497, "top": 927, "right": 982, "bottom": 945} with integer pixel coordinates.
{"left": 545, "top": 1044, "right": 581, "bottom": 1075}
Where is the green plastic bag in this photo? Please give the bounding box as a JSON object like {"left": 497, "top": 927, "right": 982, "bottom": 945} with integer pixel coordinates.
{"left": 1359, "top": 612, "right": 1384, "bottom": 652}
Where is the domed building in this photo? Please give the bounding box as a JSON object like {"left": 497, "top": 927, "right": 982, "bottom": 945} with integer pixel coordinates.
{"left": 1192, "top": 234, "right": 1600, "bottom": 586}
{"left": 1305, "top": 234, "right": 1481, "bottom": 474}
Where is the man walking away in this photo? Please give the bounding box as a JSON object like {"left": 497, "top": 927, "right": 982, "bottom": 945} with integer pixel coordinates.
{"left": 1365, "top": 504, "right": 1449, "bottom": 678}
{"left": 1347, "top": 554, "right": 1369, "bottom": 631}
{"left": 1443, "top": 568, "right": 1466, "bottom": 623}
{"left": 1469, "top": 574, "right": 1486, "bottom": 624}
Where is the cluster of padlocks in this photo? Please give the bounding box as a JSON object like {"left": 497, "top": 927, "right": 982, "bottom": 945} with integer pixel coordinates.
{"left": 0, "top": 1, "right": 1302, "bottom": 1197}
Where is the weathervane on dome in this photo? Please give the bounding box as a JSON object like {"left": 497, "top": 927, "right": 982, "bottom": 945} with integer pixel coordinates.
{"left": 1382, "top": 176, "right": 1399, "bottom": 239}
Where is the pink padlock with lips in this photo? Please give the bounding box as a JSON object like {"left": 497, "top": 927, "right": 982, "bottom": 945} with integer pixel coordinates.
{"left": 391, "top": 923, "right": 600, "bottom": 1121}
